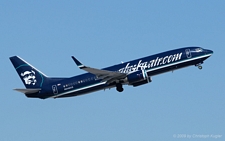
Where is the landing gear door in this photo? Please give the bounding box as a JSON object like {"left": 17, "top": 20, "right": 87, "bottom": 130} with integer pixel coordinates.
{"left": 52, "top": 85, "right": 58, "bottom": 95}
{"left": 185, "top": 49, "right": 192, "bottom": 58}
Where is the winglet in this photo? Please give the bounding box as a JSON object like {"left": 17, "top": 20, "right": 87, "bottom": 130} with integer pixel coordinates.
{"left": 71, "top": 56, "right": 86, "bottom": 69}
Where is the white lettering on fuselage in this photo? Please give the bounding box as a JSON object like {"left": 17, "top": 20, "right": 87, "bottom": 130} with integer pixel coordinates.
{"left": 119, "top": 52, "right": 182, "bottom": 73}
{"left": 64, "top": 86, "right": 73, "bottom": 91}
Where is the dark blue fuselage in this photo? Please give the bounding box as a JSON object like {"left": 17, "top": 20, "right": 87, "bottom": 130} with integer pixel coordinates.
{"left": 30, "top": 47, "right": 213, "bottom": 99}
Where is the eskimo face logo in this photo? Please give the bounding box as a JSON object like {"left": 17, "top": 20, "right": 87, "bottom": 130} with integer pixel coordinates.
{"left": 21, "top": 70, "right": 37, "bottom": 85}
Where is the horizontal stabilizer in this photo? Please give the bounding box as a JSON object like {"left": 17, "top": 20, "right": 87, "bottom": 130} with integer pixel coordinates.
{"left": 14, "top": 88, "right": 41, "bottom": 94}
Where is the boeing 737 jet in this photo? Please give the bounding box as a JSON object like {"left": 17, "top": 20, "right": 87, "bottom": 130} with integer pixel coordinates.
{"left": 10, "top": 47, "right": 213, "bottom": 99}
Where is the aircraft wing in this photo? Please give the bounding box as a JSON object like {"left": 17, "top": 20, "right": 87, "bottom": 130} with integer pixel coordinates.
{"left": 71, "top": 56, "right": 127, "bottom": 83}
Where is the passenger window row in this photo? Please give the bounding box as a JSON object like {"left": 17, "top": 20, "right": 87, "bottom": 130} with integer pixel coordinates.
{"left": 63, "top": 76, "right": 97, "bottom": 87}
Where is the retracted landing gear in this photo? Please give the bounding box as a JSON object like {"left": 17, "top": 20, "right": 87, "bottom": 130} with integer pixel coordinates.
{"left": 195, "top": 62, "right": 203, "bottom": 70}
{"left": 116, "top": 83, "right": 124, "bottom": 92}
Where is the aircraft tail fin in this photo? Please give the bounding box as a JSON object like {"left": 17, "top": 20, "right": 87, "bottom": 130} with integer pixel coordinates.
{"left": 10, "top": 56, "right": 48, "bottom": 89}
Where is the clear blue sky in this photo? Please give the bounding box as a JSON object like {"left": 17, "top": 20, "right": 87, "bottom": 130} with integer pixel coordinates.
{"left": 1, "top": 1, "right": 224, "bottom": 140}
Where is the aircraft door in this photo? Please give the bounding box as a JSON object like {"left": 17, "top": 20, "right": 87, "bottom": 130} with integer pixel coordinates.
{"left": 52, "top": 85, "right": 58, "bottom": 95}
{"left": 185, "top": 49, "right": 192, "bottom": 58}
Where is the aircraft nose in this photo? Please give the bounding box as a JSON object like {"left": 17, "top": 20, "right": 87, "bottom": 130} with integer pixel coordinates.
{"left": 204, "top": 49, "right": 213, "bottom": 55}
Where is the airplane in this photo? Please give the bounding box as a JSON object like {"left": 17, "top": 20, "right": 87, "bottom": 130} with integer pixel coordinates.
{"left": 10, "top": 47, "right": 213, "bottom": 99}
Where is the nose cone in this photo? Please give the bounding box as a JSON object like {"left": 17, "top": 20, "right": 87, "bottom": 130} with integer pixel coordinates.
{"left": 204, "top": 49, "right": 213, "bottom": 55}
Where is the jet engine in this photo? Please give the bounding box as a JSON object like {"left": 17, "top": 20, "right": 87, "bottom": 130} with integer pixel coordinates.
{"left": 125, "top": 69, "right": 151, "bottom": 87}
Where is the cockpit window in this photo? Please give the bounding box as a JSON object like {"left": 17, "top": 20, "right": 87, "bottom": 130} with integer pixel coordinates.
{"left": 195, "top": 48, "right": 203, "bottom": 52}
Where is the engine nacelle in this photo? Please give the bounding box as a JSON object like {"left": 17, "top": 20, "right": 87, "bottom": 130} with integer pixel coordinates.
{"left": 126, "top": 69, "right": 151, "bottom": 87}
{"left": 132, "top": 79, "right": 150, "bottom": 87}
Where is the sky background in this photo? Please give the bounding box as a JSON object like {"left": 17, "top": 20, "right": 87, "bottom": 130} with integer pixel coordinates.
{"left": 0, "top": 1, "right": 224, "bottom": 140}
